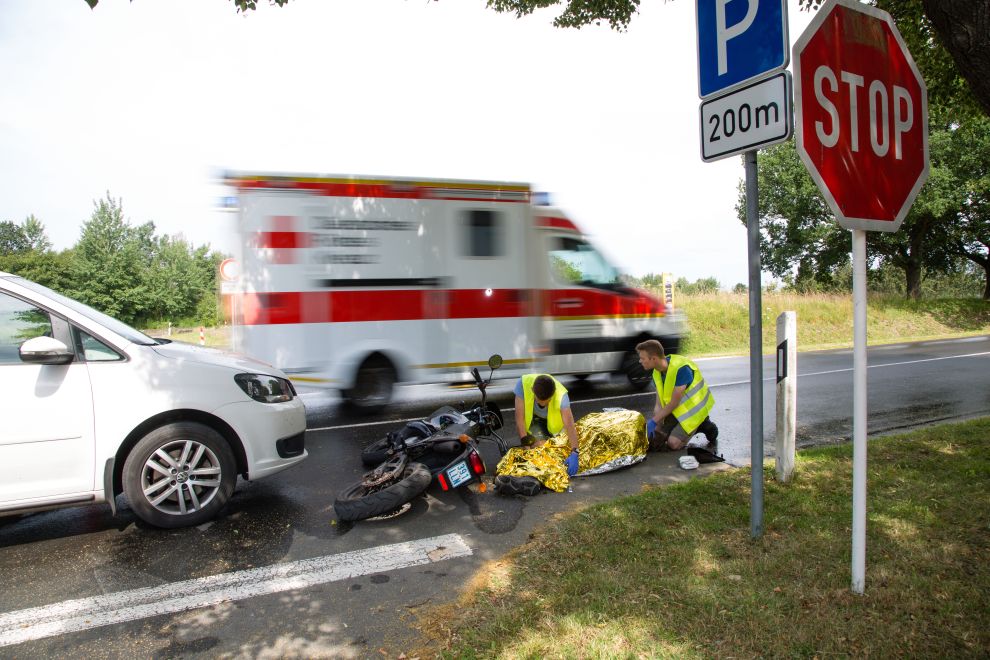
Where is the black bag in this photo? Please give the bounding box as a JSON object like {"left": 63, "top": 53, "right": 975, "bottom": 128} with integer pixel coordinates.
{"left": 493, "top": 475, "right": 543, "bottom": 496}
{"left": 688, "top": 447, "right": 725, "bottom": 464}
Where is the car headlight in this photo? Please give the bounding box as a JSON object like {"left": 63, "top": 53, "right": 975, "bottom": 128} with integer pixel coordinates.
{"left": 235, "top": 373, "right": 296, "bottom": 403}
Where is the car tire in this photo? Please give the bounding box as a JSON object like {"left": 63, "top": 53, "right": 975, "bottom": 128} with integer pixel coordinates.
{"left": 122, "top": 422, "right": 236, "bottom": 528}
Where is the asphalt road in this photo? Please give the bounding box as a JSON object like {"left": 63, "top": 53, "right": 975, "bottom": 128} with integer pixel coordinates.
{"left": 1, "top": 336, "right": 988, "bottom": 657}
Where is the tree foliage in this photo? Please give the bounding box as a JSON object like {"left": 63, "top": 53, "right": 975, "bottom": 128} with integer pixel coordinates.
{"left": 0, "top": 221, "right": 30, "bottom": 255}
{"left": 2, "top": 194, "right": 224, "bottom": 326}
{"left": 739, "top": 115, "right": 990, "bottom": 299}
{"left": 675, "top": 276, "right": 720, "bottom": 294}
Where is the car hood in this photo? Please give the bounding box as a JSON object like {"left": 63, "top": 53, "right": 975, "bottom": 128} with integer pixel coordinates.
{"left": 150, "top": 340, "right": 283, "bottom": 375}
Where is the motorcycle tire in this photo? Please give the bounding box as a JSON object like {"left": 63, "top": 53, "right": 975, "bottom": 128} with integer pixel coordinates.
{"left": 333, "top": 462, "right": 432, "bottom": 522}
{"left": 360, "top": 437, "right": 392, "bottom": 467}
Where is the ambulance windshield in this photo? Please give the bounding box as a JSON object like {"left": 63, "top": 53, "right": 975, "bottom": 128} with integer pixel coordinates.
{"left": 549, "top": 238, "right": 622, "bottom": 289}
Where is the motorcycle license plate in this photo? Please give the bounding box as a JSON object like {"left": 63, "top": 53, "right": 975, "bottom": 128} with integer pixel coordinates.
{"left": 446, "top": 461, "right": 472, "bottom": 488}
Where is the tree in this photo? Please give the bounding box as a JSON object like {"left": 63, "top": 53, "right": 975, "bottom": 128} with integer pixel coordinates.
{"left": 0, "top": 221, "right": 30, "bottom": 255}
{"left": 737, "top": 117, "right": 983, "bottom": 299}
{"left": 943, "top": 115, "right": 990, "bottom": 298}
{"left": 21, "top": 215, "right": 52, "bottom": 253}
{"left": 734, "top": 142, "right": 851, "bottom": 290}
{"left": 0, "top": 249, "right": 76, "bottom": 292}
{"left": 71, "top": 193, "right": 149, "bottom": 324}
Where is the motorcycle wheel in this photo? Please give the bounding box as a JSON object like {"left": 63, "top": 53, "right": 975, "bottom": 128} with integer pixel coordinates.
{"left": 360, "top": 437, "right": 392, "bottom": 466}
{"left": 333, "top": 462, "right": 432, "bottom": 522}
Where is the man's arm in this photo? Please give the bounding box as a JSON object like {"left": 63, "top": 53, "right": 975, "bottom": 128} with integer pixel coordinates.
{"left": 654, "top": 384, "right": 687, "bottom": 422}
{"left": 562, "top": 407, "right": 579, "bottom": 451}
{"left": 514, "top": 395, "right": 527, "bottom": 440}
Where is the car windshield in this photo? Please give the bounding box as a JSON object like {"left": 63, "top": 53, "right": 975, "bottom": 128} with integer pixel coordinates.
{"left": 10, "top": 276, "right": 157, "bottom": 346}
{"left": 549, "top": 237, "right": 622, "bottom": 288}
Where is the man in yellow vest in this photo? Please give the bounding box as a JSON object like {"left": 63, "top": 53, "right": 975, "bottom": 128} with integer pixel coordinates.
{"left": 636, "top": 339, "right": 719, "bottom": 453}
{"left": 513, "top": 373, "right": 581, "bottom": 475}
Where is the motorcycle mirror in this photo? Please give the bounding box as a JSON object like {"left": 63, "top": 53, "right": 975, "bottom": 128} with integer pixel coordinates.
{"left": 488, "top": 354, "right": 503, "bottom": 370}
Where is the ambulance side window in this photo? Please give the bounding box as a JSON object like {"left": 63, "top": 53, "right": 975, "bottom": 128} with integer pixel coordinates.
{"left": 463, "top": 210, "right": 504, "bottom": 258}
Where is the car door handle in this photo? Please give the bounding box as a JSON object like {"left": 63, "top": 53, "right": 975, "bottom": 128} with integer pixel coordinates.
{"left": 555, "top": 298, "right": 583, "bottom": 309}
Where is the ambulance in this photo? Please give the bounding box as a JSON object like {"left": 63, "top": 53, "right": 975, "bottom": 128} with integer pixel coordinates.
{"left": 222, "top": 172, "right": 686, "bottom": 411}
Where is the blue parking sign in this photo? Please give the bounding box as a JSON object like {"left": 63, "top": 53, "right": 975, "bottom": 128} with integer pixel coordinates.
{"left": 697, "top": 0, "right": 789, "bottom": 98}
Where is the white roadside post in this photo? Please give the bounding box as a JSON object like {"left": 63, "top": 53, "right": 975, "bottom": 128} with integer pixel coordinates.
{"left": 775, "top": 311, "right": 796, "bottom": 482}
{"left": 774, "top": 312, "right": 797, "bottom": 483}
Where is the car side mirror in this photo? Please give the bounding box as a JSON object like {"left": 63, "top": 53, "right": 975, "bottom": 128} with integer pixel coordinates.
{"left": 19, "top": 336, "right": 75, "bottom": 365}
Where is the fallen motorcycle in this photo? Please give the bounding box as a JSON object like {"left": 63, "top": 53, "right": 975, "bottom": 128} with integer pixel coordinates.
{"left": 333, "top": 354, "right": 507, "bottom": 522}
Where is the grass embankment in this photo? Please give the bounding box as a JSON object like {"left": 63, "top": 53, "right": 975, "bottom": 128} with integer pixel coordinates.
{"left": 669, "top": 293, "right": 990, "bottom": 356}
{"left": 421, "top": 418, "right": 990, "bottom": 658}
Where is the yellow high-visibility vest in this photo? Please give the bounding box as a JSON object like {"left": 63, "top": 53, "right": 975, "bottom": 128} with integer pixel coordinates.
{"left": 522, "top": 373, "right": 568, "bottom": 435}
{"left": 652, "top": 354, "right": 714, "bottom": 435}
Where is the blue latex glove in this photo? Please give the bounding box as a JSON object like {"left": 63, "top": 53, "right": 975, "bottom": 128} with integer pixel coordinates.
{"left": 565, "top": 450, "right": 579, "bottom": 477}
{"left": 646, "top": 418, "right": 657, "bottom": 438}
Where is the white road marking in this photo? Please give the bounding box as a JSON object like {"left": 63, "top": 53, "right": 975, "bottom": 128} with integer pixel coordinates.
{"left": 711, "top": 351, "right": 990, "bottom": 387}
{"left": 0, "top": 533, "right": 471, "bottom": 648}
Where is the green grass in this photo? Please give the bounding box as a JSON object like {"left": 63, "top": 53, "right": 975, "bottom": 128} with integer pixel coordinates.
{"left": 672, "top": 292, "right": 990, "bottom": 356}
{"left": 143, "top": 325, "right": 231, "bottom": 349}
{"left": 417, "top": 418, "right": 990, "bottom": 659}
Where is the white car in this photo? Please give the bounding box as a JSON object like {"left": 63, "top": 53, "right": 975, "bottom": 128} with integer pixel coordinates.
{"left": 0, "top": 272, "right": 307, "bottom": 528}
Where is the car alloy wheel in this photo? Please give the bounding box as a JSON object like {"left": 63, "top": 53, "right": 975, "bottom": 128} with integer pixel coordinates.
{"left": 123, "top": 422, "right": 236, "bottom": 528}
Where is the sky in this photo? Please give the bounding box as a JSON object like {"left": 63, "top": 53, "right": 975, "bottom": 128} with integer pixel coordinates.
{"left": 0, "top": 0, "right": 814, "bottom": 288}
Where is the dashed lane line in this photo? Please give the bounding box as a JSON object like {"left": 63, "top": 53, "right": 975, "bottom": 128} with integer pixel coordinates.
{"left": 0, "top": 533, "right": 472, "bottom": 648}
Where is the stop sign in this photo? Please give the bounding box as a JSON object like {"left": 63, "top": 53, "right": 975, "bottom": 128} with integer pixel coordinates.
{"left": 793, "top": 0, "right": 928, "bottom": 232}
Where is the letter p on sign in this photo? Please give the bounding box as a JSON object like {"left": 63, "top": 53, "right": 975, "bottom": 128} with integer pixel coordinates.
{"left": 696, "top": 0, "right": 789, "bottom": 98}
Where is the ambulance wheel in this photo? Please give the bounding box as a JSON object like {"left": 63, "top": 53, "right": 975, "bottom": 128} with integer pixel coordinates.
{"left": 621, "top": 350, "right": 652, "bottom": 390}
{"left": 345, "top": 354, "right": 396, "bottom": 414}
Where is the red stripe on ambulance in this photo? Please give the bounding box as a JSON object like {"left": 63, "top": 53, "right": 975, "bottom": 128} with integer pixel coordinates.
{"left": 239, "top": 288, "right": 661, "bottom": 325}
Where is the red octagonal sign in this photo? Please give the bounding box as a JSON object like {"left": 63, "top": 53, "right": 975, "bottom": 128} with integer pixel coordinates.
{"left": 793, "top": 0, "right": 928, "bottom": 232}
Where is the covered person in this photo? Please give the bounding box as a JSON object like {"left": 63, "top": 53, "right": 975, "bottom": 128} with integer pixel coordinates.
{"left": 636, "top": 339, "right": 719, "bottom": 453}
{"left": 513, "top": 373, "right": 581, "bottom": 476}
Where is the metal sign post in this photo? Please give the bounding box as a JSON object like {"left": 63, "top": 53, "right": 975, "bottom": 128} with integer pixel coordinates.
{"left": 695, "top": 0, "right": 793, "bottom": 538}
{"left": 744, "top": 150, "right": 764, "bottom": 538}
{"left": 696, "top": 0, "right": 792, "bottom": 539}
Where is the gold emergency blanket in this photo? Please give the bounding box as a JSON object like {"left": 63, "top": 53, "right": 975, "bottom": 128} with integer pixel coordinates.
{"left": 495, "top": 409, "right": 648, "bottom": 492}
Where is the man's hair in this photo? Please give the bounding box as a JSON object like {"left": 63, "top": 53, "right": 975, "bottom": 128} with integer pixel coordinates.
{"left": 636, "top": 339, "right": 666, "bottom": 359}
{"left": 532, "top": 374, "right": 556, "bottom": 401}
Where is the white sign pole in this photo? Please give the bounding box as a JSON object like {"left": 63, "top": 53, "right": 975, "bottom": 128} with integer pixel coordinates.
{"left": 851, "top": 228, "right": 868, "bottom": 593}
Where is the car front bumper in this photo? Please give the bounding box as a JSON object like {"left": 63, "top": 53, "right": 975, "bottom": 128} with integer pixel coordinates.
{"left": 213, "top": 398, "right": 308, "bottom": 480}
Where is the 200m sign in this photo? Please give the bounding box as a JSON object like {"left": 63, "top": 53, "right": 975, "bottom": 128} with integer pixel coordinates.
{"left": 700, "top": 71, "right": 792, "bottom": 162}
